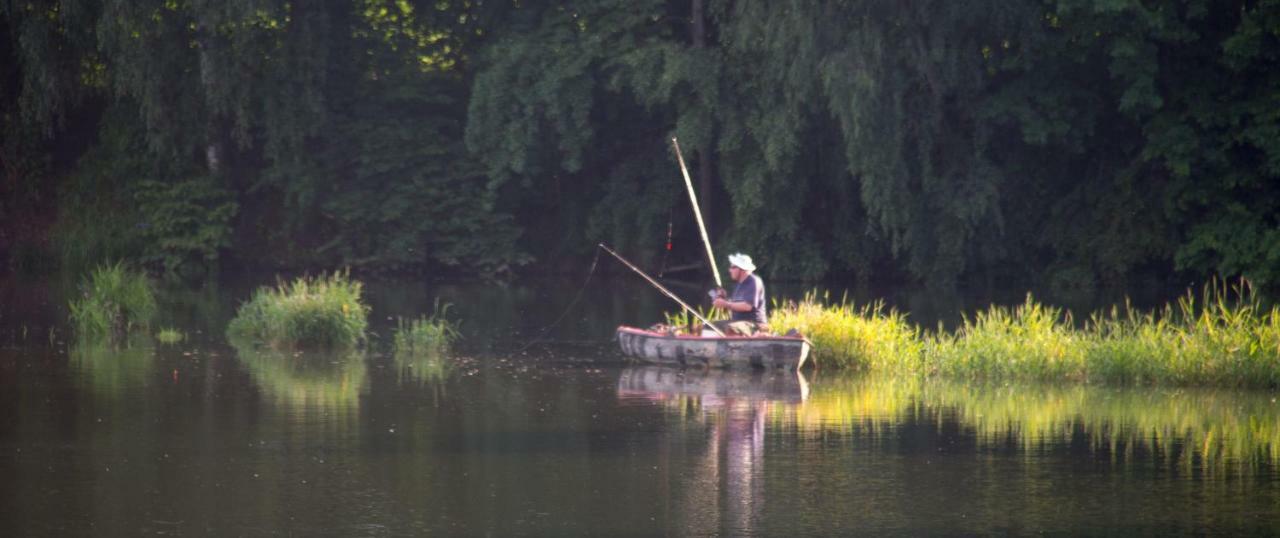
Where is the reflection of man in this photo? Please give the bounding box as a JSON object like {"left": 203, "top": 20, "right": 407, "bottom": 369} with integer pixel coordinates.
{"left": 711, "top": 253, "right": 767, "bottom": 336}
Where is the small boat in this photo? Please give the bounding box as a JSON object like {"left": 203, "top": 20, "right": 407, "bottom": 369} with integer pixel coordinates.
{"left": 616, "top": 326, "right": 811, "bottom": 370}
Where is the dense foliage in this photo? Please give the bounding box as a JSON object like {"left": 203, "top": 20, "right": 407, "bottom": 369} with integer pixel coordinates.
{"left": 3, "top": 1, "right": 1279, "bottom": 289}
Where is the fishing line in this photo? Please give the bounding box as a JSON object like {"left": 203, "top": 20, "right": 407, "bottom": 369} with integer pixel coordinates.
{"left": 510, "top": 247, "right": 605, "bottom": 354}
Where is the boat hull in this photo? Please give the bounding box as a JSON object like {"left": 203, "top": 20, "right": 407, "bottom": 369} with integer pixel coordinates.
{"left": 616, "top": 326, "right": 810, "bottom": 370}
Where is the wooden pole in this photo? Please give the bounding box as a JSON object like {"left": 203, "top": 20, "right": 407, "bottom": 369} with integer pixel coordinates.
{"left": 672, "top": 138, "right": 722, "bottom": 288}
{"left": 599, "top": 244, "right": 725, "bottom": 337}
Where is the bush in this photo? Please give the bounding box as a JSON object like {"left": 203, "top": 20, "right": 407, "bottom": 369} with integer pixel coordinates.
{"left": 69, "top": 263, "right": 157, "bottom": 342}
{"left": 226, "top": 271, "right": 369, "bottom": 349}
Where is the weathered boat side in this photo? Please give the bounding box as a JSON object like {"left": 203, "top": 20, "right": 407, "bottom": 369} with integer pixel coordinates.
{"left": 616, "top": 326, "right": 810, "bottom": 370}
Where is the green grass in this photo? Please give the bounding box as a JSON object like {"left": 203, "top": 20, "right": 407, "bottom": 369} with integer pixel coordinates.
{"left": 661, "top": 305, "right": 727, "bottom": 334}
{"left": 768, "top": 281, "right": 1280, "bottom": 387}
{"left": 392, "top": 301, "right": 460, "bottom": 358}
{"left": 771, "top": 291, "right": 923, "bottom": 371}
{"left": 226, "top": 271, "right": 369, "bottom": 349}
{"left": 156, "top": 328, "right": 185, "bottom": 344}
{"left": 68, "top": 263, "right": 157, "bottom": 342}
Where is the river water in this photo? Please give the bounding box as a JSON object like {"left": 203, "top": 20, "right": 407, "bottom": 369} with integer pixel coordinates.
{"left": 1, "top": 275, "right": 1278, "bottom": 535}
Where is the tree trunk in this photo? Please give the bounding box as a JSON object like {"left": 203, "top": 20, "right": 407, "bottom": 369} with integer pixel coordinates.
{"left": 195, "top": 18, "right": 222, "bottom": 174}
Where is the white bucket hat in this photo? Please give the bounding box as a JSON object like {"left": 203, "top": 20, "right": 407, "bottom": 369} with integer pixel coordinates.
{"left": 727, "top": 253, "right": 756, "bottom": 272}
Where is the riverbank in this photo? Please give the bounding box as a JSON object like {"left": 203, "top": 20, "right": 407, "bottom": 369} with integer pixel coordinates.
{"left": 771, "top": 283, "right": 1280, "bottom": 388}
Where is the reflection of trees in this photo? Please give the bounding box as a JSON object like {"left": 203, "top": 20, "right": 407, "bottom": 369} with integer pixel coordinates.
{"left": 231, "top": 341, "right": 368, "bottom": 418}
{"left": 796, "top": 375, "right": 1280, "bottom": 470}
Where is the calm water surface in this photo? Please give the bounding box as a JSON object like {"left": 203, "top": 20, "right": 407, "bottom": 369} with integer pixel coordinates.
{"left": 1, "top": 275, "right": 1278, "bottom": 536}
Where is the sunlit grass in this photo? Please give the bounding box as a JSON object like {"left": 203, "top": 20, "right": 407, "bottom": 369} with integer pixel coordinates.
{"left": 770, "top": 291, "right": 923, "bottom": 371}
{"left": 155, "top": 327, "right": 184, "bottom": 344}
{"left": 226, "top": 271, "right": 369, "bottom": 350}
{"left": 768, "top": 281, "right": 1280, "bottom": 387}
{"left": 69, "top": 263, "right": 156, "bottom": 343}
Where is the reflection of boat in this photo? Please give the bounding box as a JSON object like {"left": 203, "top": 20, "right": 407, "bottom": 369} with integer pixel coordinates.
{"left": 617, "top": 365, "right": 809, "bottom": 403}
{"left": 616, "top": 326, "right": 811, "bottom": 370}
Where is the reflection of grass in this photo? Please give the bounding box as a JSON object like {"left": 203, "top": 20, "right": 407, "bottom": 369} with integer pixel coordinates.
{"left": 226, "top": 271, "right": 369, "bottom": 349}
{"left": 69, "top": 263, "right": 156, "bottom": 342}
{"left": 394, "top": 349, "right": 452, "bottom": 387}
{"left": 231, "top": 338, "right": 368, "bottom": 410}
{"left": 794, "top": 374, "right": 1280, "bottom": 470}
{"left": 771, "top": 282, "right": 1280, "bottom": 387}
{"left": 69, "top": 338, "right": 155, "bottom": 395}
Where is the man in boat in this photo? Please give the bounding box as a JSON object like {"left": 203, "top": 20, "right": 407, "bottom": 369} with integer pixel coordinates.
{"left": 710, "top": 253, "right": 767, "bottom": 336}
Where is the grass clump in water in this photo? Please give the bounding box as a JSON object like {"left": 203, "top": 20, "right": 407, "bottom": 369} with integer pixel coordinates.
{"left": 392, "top": 301, "right": 459, "bottom": 358}
{"left": 770, "top": 291, "right": 923, "bottom": 371}
{"left": 69, "top": 263, "right": 157, "bottom": 342}
{"left": 226, "top": 271, "right": 369, "bottom": 349}
{"left": 155, "top": 328, "right": 185, "bottom": 344}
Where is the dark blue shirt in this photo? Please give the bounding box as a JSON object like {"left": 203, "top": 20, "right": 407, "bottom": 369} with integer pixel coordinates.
{"left": 730, "top": 273, "right": 767, "bottom": 324}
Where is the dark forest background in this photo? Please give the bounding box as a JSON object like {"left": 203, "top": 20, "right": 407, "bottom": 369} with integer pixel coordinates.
{"left": 2, "top": 1, "right": 1278, "bottom": 292}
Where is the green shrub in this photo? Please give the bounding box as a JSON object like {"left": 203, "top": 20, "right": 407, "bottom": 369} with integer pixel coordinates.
{"left": 226, "top": 271, "right": 369, "bottom": 349}
{"left": 69, "top": 263, "right": 157, "bottom": 342}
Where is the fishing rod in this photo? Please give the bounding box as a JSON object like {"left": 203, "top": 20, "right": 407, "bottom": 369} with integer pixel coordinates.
{"left": 598, "top": 243, "right": 726, "bottom": 337}
{"left": 672, "top": 138, "right": 723, "bottom": 289}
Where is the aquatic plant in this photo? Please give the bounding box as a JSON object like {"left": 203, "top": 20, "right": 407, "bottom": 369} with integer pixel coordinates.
{"left": 925, "top": 295, "right": 1088, "bottom": 381}
{"left": 769, "top": 281, "right": 1280, "bottom": 387}
{"left": 156, "top": 328, "right": 185, "bottom": 344}
{"left": 392, "top": 301, "right": 460, "bottom": 357}
{"left": 68, "top": 263, "right": 157, "bottom": 342}
{"left": 226, "top": 271, "right": 369, "bottom": 349}
{"left": 770, "top": 291, "right": 923, "bottom": 371}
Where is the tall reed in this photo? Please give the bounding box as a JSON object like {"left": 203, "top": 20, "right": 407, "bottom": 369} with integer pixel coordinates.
{"left": 392, "top": 301, "right": 460, "bottom": 357}
{"left": 69, "top": 263, "right": 156, "bottom": 342}
{"left": 770, "top": 291, "right": 923, "bottom": 371}
{"left": 769, "top": 281, "right": 1280, "bottom": 387}
{"left": 226, "top": 271, "right": 369, "bottom": 349}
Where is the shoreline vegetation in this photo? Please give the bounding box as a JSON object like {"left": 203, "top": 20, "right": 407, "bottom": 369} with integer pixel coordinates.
{"left": 768, "top": 281, "right": 1280, "bottom": 388}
